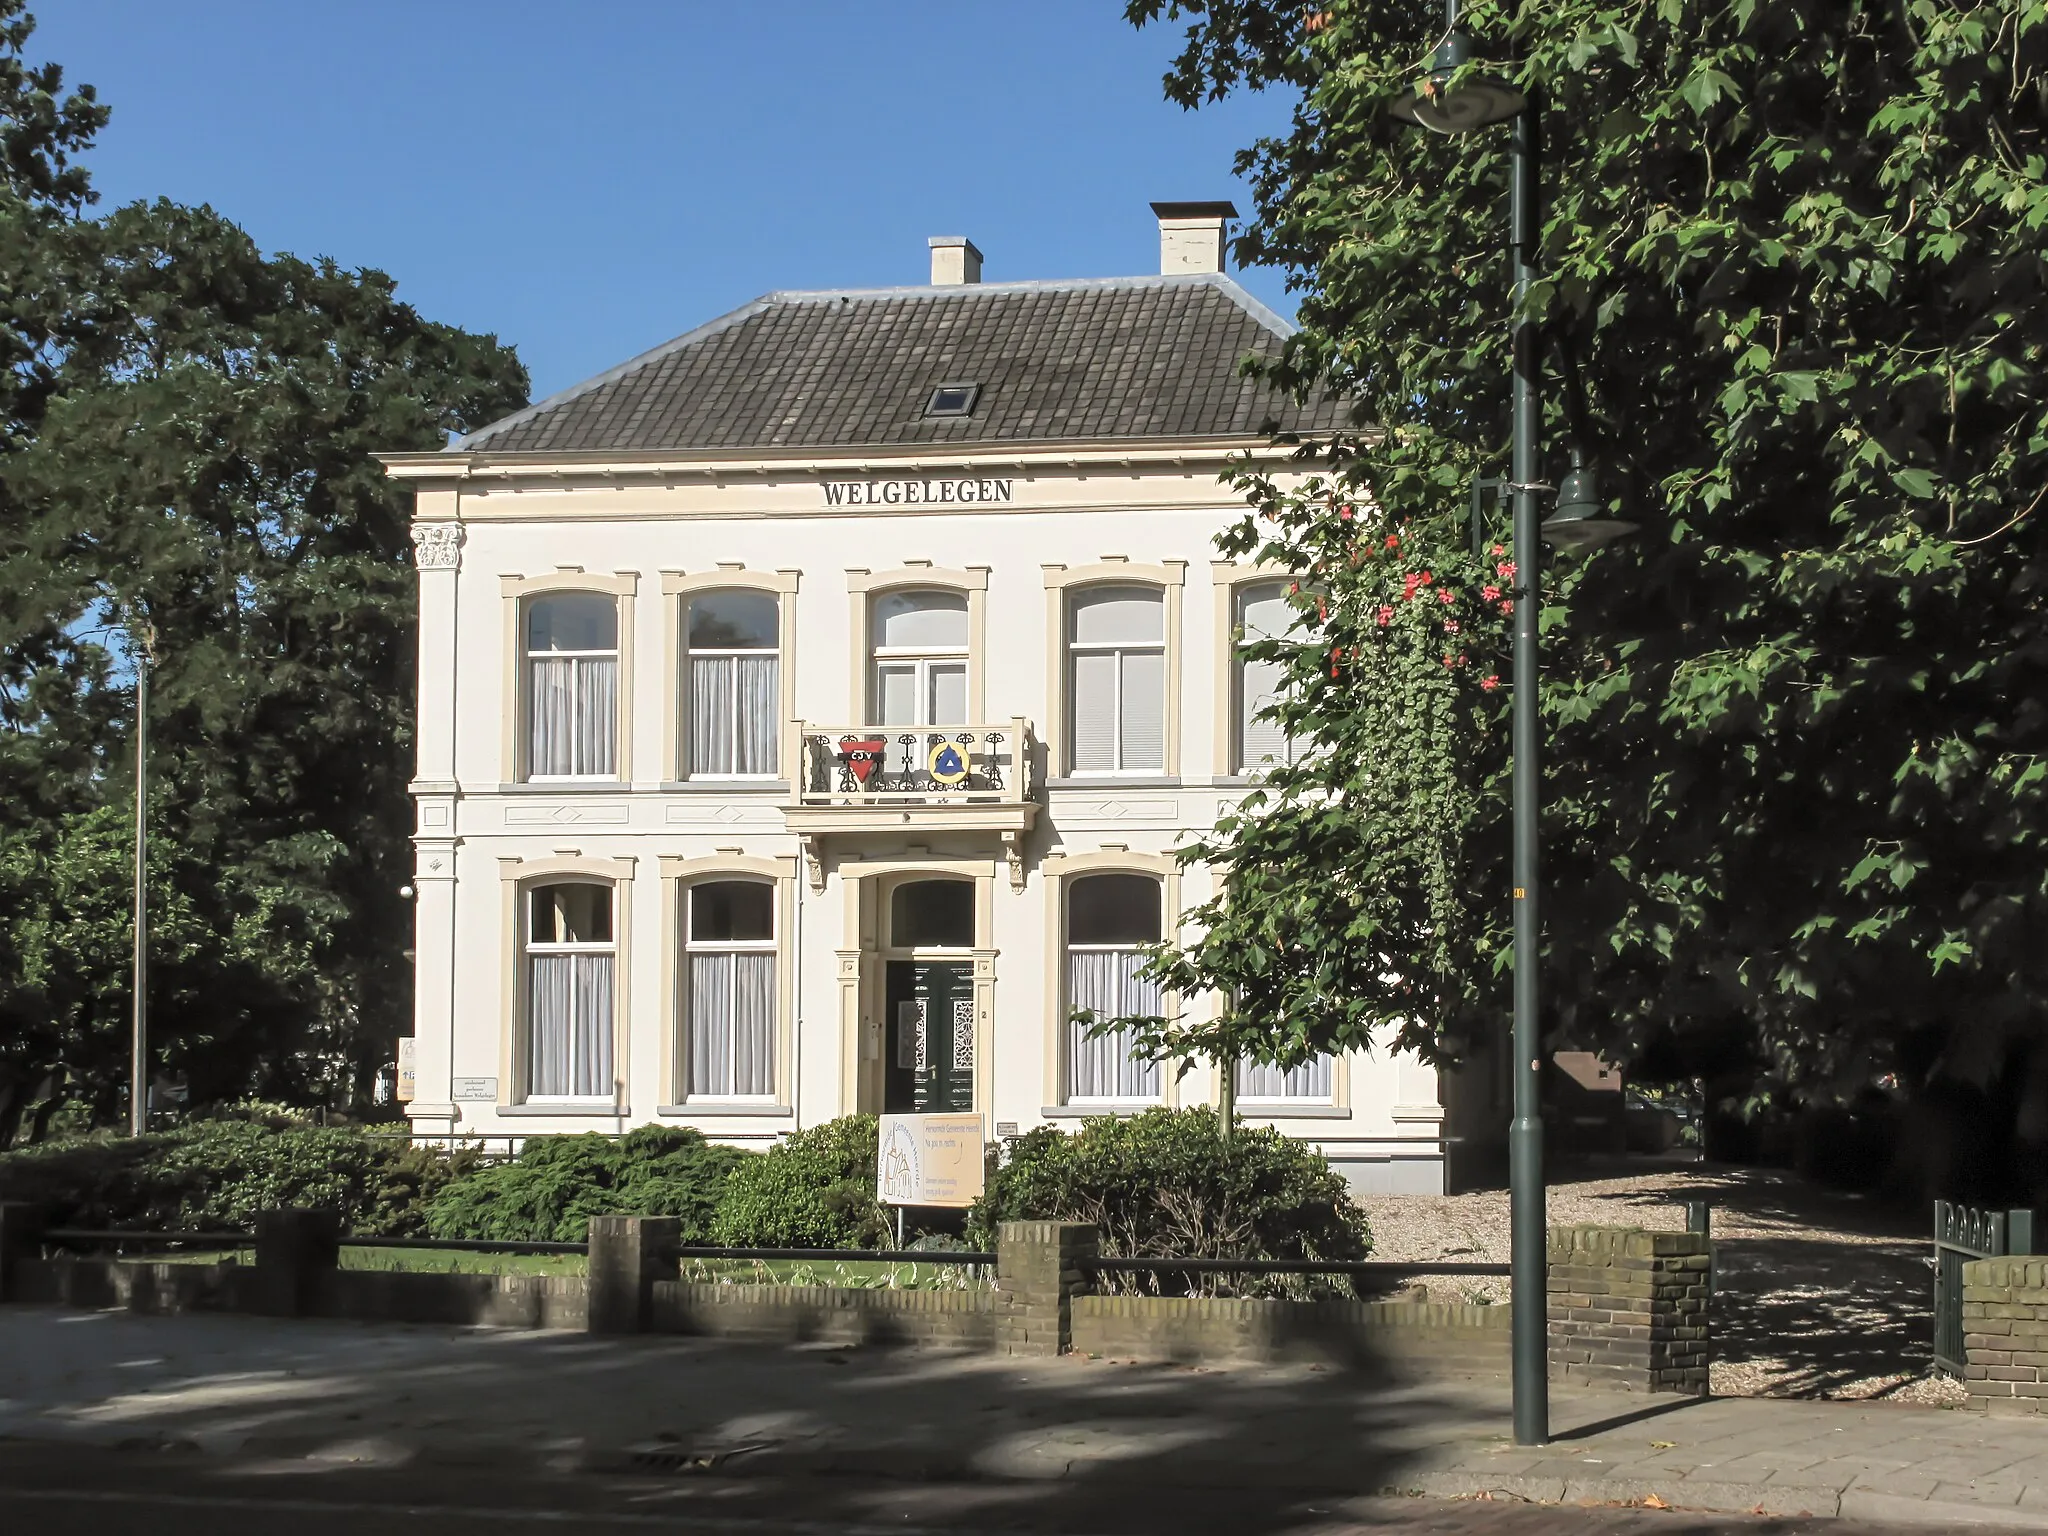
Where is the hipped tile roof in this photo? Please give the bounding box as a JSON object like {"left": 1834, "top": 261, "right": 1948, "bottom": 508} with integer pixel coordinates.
{"left": 454, "top": 273, "right": 1348, "bottom": 455}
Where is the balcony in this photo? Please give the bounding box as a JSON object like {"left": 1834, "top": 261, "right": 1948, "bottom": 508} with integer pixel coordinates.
{"left": 785, "top": 718, "right": 1039, "bottom": 889}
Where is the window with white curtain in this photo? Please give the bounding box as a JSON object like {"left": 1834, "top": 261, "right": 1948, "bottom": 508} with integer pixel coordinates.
{"left": 1236, "top": 581, "right": 1305, "bottom": 773}
{"left": 1237, "top": 1055, "right": 1335, "bottom": 1104}
{"left": 684, "top": 880, "right": 777, "bottom": 1099}
{"left": 526, "top": 594, "right": 619, "bottom": 779}
{"left": 1064, "top": 873, "right": 1164, "bottom": 1102}
{"left": 1067, "top": 586, "right": 1164, "bottom": 775}
{"left": 525, "top": 882, "right": 615, "bottom": 1101}
{"left": 686, "top": 591, "right": 780, "bottom": 778}
{"left": 871, "top": 589, "right": 969, "bottom": 726}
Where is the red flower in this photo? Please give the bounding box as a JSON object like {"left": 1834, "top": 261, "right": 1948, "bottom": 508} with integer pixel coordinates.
{"left": 1442, "top": 655, "right": 1455, "bottom": 667}
{"left": 1339, "top": 504, "right": 1354, "bottom": 520}
{"left": 1491, "top": 543, "right": 1505, "bottom": 557}
{"left": 1444, "top": 619, "right": 1460, "bottom": 634}
{"left": 1376, "top": 605, "right": 1394, "bottom": 626}
{"left": 1385, "top": 534, "right": 1400, "bottom": 549}
{"left": 1498, "top": 599, "right": 1514, "bottom": 616}
{"left": 1437, "top": 588, "right": 1455, "bottom": 605}
{"left": 1481, "top": 674, "right": 1500, "bottom": 691}
{"left": 1497, "top": 561, "right": 1517, "bottom": 580}
{"left": 1481, "top": 584, "right": 1500, "bottom": 601}
{"left": 1418, "top": 570, "right": 1434, "bottom": 585}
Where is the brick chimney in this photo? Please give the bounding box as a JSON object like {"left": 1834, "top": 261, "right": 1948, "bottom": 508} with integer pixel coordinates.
{"left": 1151, "top": 201, "right": 1238, "bottom": 275}
{"left": 928, "top": 236, "right": 983, "bottom": 285}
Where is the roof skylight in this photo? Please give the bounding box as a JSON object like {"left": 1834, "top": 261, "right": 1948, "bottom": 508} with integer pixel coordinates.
{"left": 923, "top": 382, "right": 980, "bottom": 418}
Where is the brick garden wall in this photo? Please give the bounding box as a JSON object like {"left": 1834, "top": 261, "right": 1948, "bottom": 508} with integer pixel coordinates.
{"left": 1547, "top": 1225, "right": 1711, "bottom": 1395}
{"left": 1961, "top": 1257, "right": 2048, "bottom": 1414}
{"left": 1071, "top": 1293, "right": 1509, "bottom": 1377}
{"left": 652, "top": 1280, "right": 994, "bottom": 1346}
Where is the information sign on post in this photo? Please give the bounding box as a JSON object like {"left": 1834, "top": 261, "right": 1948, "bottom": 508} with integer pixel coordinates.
{"left": 395, "top": 1038, "right": 417, "bottom": 1103}
{"left": 876, "top": 1113, "right": 985, "bottom": 1207}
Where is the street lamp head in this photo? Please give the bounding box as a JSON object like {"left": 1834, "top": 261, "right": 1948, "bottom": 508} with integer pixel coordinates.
{"left": 1541, "top": 451, "right": 1638, "bottom": 554}
{"left": 1389, "top": 32, "right": 1527, "bottom": 134}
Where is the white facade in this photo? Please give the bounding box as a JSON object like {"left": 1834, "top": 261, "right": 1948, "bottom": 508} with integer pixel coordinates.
{"left": 384, "top": 246, "right": 1470, "bottom": 1193}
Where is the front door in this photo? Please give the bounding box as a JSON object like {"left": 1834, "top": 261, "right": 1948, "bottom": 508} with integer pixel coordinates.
{"left": 883, "top": 960, "right": 974, "bottom": 1113}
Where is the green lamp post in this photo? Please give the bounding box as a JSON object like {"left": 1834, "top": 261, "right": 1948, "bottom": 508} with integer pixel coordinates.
{"left": 1391, "top": 1, "right": 1634, "bottom": 1448}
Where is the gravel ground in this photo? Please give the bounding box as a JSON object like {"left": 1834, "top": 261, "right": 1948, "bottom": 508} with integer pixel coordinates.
{"left": 1359, "top": 1158, "right": 1967, "bottom": 1408}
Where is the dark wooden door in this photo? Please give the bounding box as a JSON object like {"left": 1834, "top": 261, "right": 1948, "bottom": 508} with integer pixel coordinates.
{"left": 883, "top": 960, "right": 975, "bottom": 1113}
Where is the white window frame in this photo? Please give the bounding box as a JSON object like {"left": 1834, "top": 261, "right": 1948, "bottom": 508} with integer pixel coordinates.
{"left": 1041, "top": 563, "right": 1184, "bottom": 782}
{"left": 523, "top": 595, "right": 620, "bottom": 782}
{"left": 870, "top": 589, "right": 970, "bottom": 727}
{"left": 1066, "top": 588, "right": 1166, "bottom": 777}
{"left": 680, "top": 878, "right": 779, "bottom": 1102}
{"left": 684, "top": 591, "right": 781, "bottom": 781}
{"left": 522, "top": 880, "right": 618, "bottom": 1105}
{"left": 1056, "top": 866, "right": 1172, "bottom": 1107}
{"left": 500, "top": 573, "right": 637, "bottom": 786}
{"left": 1236, "top": 1055, "right": 1336, "bottom": 1106}
{"left": 1233, "top": 579, "right": 1305, "bottom": 774}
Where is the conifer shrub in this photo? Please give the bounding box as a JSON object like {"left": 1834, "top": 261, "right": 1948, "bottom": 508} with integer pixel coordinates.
{"left": 424, "top": 1125, "right": 749, "bottom": 1244}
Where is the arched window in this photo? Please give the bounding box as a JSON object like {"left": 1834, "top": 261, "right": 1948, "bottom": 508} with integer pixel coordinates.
{"left": 871, "top": 589, "right": 969, "bottom": 726}
{"left": 526, "top": 594, "right": 619, "bottom": 779}
{"left": 1067, "top": 586, "right": 1164, "bottom": 774}
{"left": 683, "top": 880, "right": 776, "bottom": 1098}
{"left": 525, "top": 882, "right": 615, "bottom": 1100}
{"left": 891, "top": 878, "right": 975, "bottom": 949}
{"left": 1064, "top": 873, "right": 1163, "bottom": 1101}
{"left": 1235, "top": 581, "right": 1304, "bottom": 773}
{"left": 686, "top": 591, "right": 780, "bottom": 777}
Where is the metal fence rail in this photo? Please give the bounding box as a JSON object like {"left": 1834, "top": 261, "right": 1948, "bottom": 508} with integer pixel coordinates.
{"left": 673, "top": 1246, "right": 992, "bottom": 1265}
{"left": 1934, "top": 1200, "right": 2036, "bottom": 1377}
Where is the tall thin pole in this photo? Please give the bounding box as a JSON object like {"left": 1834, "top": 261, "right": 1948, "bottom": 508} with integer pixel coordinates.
{"left": 1508, "top": 96, "right": 1550, "bottom": 1447}
{"left": 129, "top": 639, "right": 150, "bottom": 1137}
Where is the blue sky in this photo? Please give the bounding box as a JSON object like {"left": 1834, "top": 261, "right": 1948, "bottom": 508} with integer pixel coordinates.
{"left": 40, "top": 2, "right": 1301, "bottom": 402}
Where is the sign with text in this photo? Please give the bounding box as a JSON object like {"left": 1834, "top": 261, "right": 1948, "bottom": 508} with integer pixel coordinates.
{"left": 821, "top": 477, "right": 1014, "bottom": 508}
{"left": 451, "top": 1077, "right": 498, "bottom": 1101}
{"left": 876, "top": 1113, "right": 985, "bottom": 1208}
{"left": 396, "top": 1038, "right": 417, "bottom": 1102}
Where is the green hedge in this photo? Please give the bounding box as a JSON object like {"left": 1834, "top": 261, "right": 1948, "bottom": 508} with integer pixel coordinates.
{"left": 966, "top": 1108, "right": 1371, "bottom": 1295}
{"left": 0, "top": 1119, "right": 474, "bottom": 1236}
{"left": 425, "top": 1125, "right": 750, "bottom": 1243}
{"left": 710, "top": 1114, "right": 890, "bottom": 1248}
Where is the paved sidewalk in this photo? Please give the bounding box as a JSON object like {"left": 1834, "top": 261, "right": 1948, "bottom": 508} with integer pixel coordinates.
{"left": 0, "top": 1306, "right": 2041, "bottom": 1529}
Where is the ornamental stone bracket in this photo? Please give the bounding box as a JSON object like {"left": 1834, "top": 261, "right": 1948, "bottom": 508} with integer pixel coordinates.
{"left": 801, "top": 833, "right": 826, "bottom": 893}
{"left": 411, "top": 523, "right": 463, "bottom": 571}
{"left": 1002, "top": 829, "right": 1026, "bottom": 892}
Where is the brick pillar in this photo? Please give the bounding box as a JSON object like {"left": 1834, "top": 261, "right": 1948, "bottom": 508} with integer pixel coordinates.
{"left": 995, "top": 1220, "right": 1096, "bottom": 1357}
{"left": 1547, "top": 1224, "right": 1710, "bottom": 1395}
{"left": 253, "top": 1208, "right": 341, "bottom": 1317}
{"left": 587, "top": 1215, "right": 680, "bottom": 1334}
{"left": 1962, "top": 1257, "right": 2048, "bottom": 1414}
{"left": 0, "top": 1202, "right": 45, "bottom": 1302}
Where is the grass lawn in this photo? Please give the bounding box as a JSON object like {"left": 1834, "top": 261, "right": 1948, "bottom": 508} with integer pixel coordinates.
{"left": 133, "top": 1246, "right": 586, "bottom": 1276}
{"left": 677, "top": 1257, "right": 990, "bottom": 1291}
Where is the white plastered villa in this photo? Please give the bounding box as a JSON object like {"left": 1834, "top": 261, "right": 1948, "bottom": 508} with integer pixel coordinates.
{"left": 381, "top": 204, "right": 1497, "bottom": 1193}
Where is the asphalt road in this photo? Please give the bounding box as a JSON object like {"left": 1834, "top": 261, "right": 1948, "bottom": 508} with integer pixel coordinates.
{"left": 0, "top": 1440, "right": 1946, "bottom": 1536}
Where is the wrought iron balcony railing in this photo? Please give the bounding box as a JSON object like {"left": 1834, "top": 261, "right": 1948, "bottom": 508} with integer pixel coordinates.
{"left": 795, "top": 719, "right": 1035, "bottom": 806}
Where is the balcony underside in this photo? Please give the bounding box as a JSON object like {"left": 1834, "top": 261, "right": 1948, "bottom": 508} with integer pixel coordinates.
{"left": 784, "top": 801, "right": 1039, "bottom": 892}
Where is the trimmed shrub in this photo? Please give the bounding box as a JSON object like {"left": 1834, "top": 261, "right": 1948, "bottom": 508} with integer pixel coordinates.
{"left": 0, "top": 1121, "right": 478, "bottom": 1236}
{"left": 966, "top": 1108, "right": 1371, "bottom": 1296}
{"left": 710, "top": 1115, "right": 889, "bottom": 1249}
{"left": 425, "top": 1125, "right": 749, "bottom": 1243}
